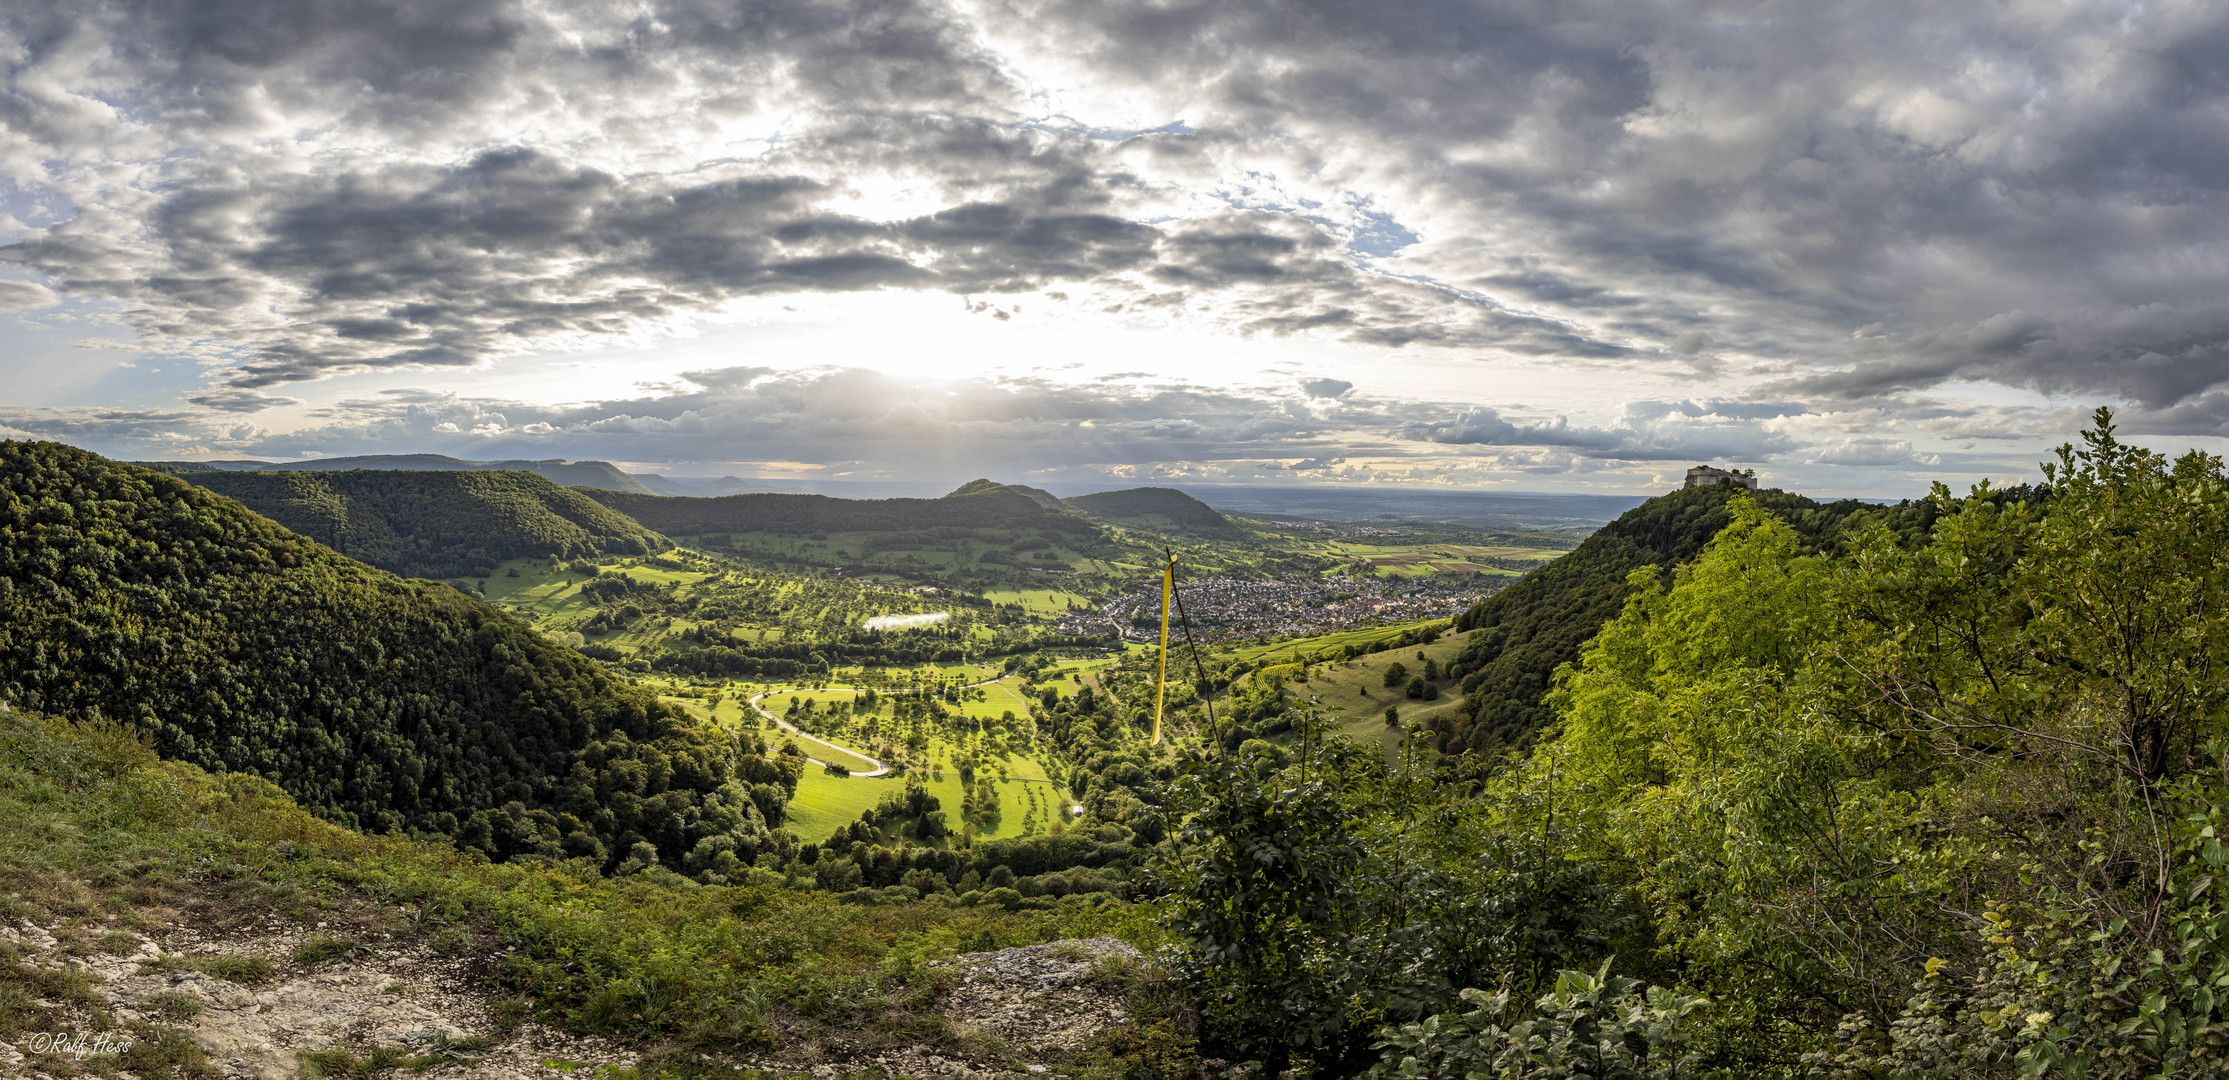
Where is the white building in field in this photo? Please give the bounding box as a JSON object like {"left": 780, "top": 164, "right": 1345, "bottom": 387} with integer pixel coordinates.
{"left": 1684, "top": 465, "right": 1759, "bottom": 490}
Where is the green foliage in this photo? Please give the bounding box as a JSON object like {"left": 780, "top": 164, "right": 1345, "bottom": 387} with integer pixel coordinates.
{"left": 181, "top": 468, "right": 668, "bottom": 579}
{"left": 1153, "top": 725, "right": 1643, "bottom": 1075}
{"left": 1156, "top": 749, "right": 1363, "bottom": 1071}
{"left": 292, "top": 933, "right": 369, "bottom": 966}
{"left": 1487, "top": 409, "right": 2229, "bottom": 1070}
{"left": 1370, "top": 965, "right": 1710, "bottom": 1080}
{"left": 1445, "top": 484, "right": 1919, "bottom": 755}
{"left": 0, "top": 441, "right": 793, "bottom": 875}
{"left": 1063, "top": 487, "right": 1241, "bottom": 539}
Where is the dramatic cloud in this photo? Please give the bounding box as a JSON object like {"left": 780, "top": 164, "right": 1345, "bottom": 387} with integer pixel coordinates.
{"left": 2, "top": 0, "right": 2225, "bottom": 486}
{"left": 2, "top": 365, "right": 1862, "bottom": 486}
{"left": 1398, "top": 403, "right": 1795, "bottom": 462}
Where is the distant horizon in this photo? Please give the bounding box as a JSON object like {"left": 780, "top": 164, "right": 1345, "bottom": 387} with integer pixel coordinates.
{"left": 97, "top": 443, "right": 1920, "bottom": 513}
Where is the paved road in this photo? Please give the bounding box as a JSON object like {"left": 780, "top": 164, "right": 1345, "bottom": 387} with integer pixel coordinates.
{"left": 746, "top": 678, "right": 1017, "bottom": 780}
{"left": 747, "top": 680, "right": 1088, "bottom": 822}
{"left": 747, "top": 688, "right": 895, "bottom": 777}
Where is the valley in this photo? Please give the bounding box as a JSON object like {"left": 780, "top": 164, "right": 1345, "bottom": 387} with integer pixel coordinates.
{"left": 14, "top": 424, "right": 2216, "bottom": 1078}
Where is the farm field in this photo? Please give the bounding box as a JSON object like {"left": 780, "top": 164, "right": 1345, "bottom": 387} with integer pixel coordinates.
{"left": 1317, "top": 540, "right": 1563, "bottom": 579}
{"left": 980, "top": 585, "right": 1094, "bottom": 614}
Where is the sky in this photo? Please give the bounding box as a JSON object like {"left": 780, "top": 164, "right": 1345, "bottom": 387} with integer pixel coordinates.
{"left": 4, "top": 0, "right": 2228, "bottom": 498}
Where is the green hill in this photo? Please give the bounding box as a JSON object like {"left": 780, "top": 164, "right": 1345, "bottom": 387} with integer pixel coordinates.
{"left": 175, "top": 468, "right": 671, "bottom": 579}
{"left": 946, "top": 478, "right": 1068, "bottom": 510}
{"left": 1438, "top": 484, "right": 1923, "bottom": 755}
{"left": 134, "top": 453, "right": 660, "bottom": 494}
{"left": 581, "top": 483, "right": 1104, "bottom": 540}
{"left": 0, "top": 441, "right": 795, "bottom": 878}
{"left": 1064, "top": 486, "right": 1240, "bottom": 539}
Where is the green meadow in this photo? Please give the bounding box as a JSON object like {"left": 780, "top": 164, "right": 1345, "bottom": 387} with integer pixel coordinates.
{"left": 656, "top": 675, "right": 1078, "bottom": 844}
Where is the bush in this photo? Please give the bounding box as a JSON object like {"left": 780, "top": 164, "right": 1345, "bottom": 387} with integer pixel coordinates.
{"left": 1370, "top": 964, "right": 1708, "bottom": 1080}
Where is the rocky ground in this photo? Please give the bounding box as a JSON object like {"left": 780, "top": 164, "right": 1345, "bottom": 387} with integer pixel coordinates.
{"left": 2, "top": 913, "right": 1144, "bottom": 1080}
{"left": 2, "top": 915, "right": 639, "bottom": 1080}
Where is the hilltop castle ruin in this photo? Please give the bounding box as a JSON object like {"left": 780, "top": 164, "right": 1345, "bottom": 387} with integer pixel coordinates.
{"left": 1685, "top": 465, "right": 1759, "bottom": 490}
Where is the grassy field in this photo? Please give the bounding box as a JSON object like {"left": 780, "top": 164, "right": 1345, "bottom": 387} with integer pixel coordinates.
{"left": 981, "top": 585, "right": 1094, "bottom": 615}
{"left": 669, "top": 676, "right": 1076, "bottom": 843}
{"left": 1209, "top": 620, "right": 1478, "bottom": 758}
{"left": 1318, "top": 540, "right": 1561, "bottom": 579}
{"left": 1037, "top": 646, "right": 1139, "bottom": 691}
{"left": 783, "top": 746, "right": 1073, "bottom": 845}
{"left": 1215, "top": 619, "right": 1452, "bottom": 666}
{"left": 784, "top": 767, "right": 912, "bottom": 839}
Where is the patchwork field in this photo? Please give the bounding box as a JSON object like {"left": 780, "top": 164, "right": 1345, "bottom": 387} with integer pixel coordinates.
{"left": 1317, "top": 540, "right": 1563, "bottom": 579}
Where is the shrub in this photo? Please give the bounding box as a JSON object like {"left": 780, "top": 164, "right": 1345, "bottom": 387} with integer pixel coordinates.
{"left": 1370, "top": 964, "right": 1707, "bottom": 1080}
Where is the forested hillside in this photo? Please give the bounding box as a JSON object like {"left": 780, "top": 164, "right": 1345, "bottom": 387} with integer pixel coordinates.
{"left": 1150, "top": 413, "right": 2229, "bottom": 1076}
{"left": 0, "top": 442, "right": 795, "bottom": 878}
{"left": 1065, "top": 486, "right": 1240, "bottom": 539}
{"left": 175, "top": 468, "right": 670, "bottom": 579}
{"left": 1438, "top": 484, "right": 1927, "bottom": 754}
{"left": 582, "top": 482, "right": 1106, "bottom": 540}
{"left": 946, "top": 478, "right": 1068, "bottom": 509}
{"left": 136, "top": 453, "right": 658, "bottom": 493}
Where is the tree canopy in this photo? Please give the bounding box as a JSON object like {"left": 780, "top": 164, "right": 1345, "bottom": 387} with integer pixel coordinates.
{"left": 0, "top": 441, "right": 790, "bottom": 879}
{"left": 177, "top": 467, "right": 669, "bottom": 579}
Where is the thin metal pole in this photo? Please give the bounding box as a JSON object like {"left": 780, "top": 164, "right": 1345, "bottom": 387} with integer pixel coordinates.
{"left": 1167, "top": 551, "right": 1218, "bottom": 748}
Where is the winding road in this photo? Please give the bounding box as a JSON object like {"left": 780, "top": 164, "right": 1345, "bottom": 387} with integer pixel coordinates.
{"left": 747, "top": 688, "right": 894, "bottom": 777}
{"left": 746, "top": 677, "right": 1021, "bottom": 780}
{"left": 753, "top": 676, "right": 1020, "bottom": 779}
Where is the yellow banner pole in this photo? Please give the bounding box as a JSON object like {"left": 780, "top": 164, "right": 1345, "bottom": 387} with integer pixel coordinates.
{"left": 1152, "top": 551, "right": 1173, "bottom": 744}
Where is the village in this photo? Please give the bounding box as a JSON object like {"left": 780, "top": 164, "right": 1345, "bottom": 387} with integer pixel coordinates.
{"left": 1054, "top": 573, "right": 1495, "bottom": 643}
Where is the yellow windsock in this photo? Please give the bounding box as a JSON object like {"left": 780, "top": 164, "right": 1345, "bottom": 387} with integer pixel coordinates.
{"left": 1151, "top": 551, "right": 1173, "bottom": 744}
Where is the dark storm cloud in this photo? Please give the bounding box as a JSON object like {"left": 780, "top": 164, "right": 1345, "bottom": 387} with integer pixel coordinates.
{"left": 995, "top": 0, "right": 2229, "bottom": 416}
{"left": 2, "top": 0, "right": 2227, "bottom": 443}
